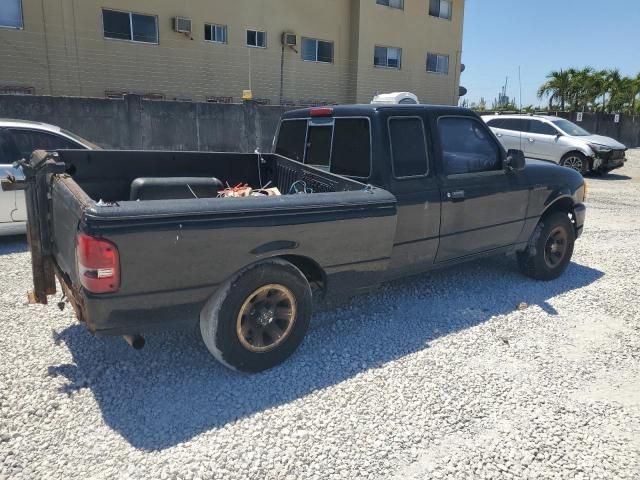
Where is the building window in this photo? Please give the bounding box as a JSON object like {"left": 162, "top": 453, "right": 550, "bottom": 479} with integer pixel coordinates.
{"left": 205, "top": 24, "right": 227, "bottom": 43}
{"left": 427, "top": 53, "right": 449, "bottom": 74}
{"left": 301, "top": 38, "right": 334, "bottom": 63}
{"left": 376, "top": 0, "right": 404, "bottom": 9}
{"left": 246, "top": 29, "right": 266, "bottom": 48}
{"left": 429, "top": 0, "right": 452, "bottom": 20}
{"left": 0, "top": 0, "right": 23, "bottom": 29}
{"left": 102, "top": 9, "right": 158, "bottom": 44}
{"left": 0, "top": 85, "right": 34, "bottom": 95}
{"left": 374, "top": 46, "right": 402, "bottom": 69}
{"left": 206, "top": 96, "right": 234, "bottom": 104}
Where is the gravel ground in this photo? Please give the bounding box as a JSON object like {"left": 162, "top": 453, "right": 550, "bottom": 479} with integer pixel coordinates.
{"left": 1, "top": 151, "right": 640, "bottom": 480}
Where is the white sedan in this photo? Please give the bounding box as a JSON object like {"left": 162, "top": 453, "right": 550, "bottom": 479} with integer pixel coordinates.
{"left": 0, "top": 119, "right": 98, "bottom": 236}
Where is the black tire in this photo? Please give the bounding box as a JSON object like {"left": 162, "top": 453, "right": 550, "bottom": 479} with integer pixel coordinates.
{"left": 517, "top": 212, "right": 575, "bottom": 281}
{"left": 560, "top": 152, "right": 589, "bottom": 175}
{"left": 200, "top": 259, "right": 312, "bottom": 373}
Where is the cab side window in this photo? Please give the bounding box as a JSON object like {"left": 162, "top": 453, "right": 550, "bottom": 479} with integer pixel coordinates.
{"left": 389, "top": 117, "right": 429, "bottom": 178}
{"left": 275, "top": 120, "right": 307, "bottom": 163}
{"left": 439, "top": 117, "right": 502, "bottom": 175}
{"left": 10, "top": 129, "right": 81, "bottom": 158}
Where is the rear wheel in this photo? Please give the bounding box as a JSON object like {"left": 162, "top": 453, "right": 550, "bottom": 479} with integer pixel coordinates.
{"left": 560, "top": 152, "right": 589, "bottom": 175}
{"left": 517, "top": 212, "right": 575, "bottom": 281}
{"left": 200, "top": 259, "right": 312, "bottom": 372}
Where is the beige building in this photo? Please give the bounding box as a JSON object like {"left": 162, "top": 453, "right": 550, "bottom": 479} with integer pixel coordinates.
{"left": 0, "top": 0, "right": 464, "bottom": 105}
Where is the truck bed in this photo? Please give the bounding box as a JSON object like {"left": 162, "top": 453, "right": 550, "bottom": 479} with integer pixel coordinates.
{"left": 30, "top": 150, "right": 397, "bottom": 335}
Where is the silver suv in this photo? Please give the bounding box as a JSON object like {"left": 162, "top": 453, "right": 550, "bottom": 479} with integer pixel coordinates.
{"left": 483, "top": 114, "right": 627, "bottom": 175}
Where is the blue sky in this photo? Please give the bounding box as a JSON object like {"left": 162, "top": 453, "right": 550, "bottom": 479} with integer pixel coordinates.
{"left": 461, "top": 0, "right": 640, "bottom": 107}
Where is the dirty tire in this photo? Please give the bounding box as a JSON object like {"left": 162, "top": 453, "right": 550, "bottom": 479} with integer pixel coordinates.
{"left": 517, "top": 212, "right": 575, "bottom": 281}
{"left": 200, "top": 259, "right": 312, "bottom": 373}
{"left": 560, "top": 152, "right": 589, "bottom": 175}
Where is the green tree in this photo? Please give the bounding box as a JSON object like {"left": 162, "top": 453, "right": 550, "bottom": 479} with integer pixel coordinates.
{"left": 537, "top": 69, "right": 571, "bottom": 111}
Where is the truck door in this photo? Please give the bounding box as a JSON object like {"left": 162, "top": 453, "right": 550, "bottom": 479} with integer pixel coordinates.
{"left": 435, "top": 115, "right": 528, "bottom": 263}
{"left": 385, "top": 115, "right": 441, "bottom": 276}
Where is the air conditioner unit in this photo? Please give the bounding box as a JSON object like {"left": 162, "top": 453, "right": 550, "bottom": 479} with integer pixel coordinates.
{"left": 282, "top": 32, "right": 297, "bottom": 47}
{"left": 173, "top": 17, "right": 192, "bottom": 34}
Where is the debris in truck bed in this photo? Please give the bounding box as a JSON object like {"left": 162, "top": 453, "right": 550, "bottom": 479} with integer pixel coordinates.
{"left": 217, "top": 183, "right": 281, "bottom": 198}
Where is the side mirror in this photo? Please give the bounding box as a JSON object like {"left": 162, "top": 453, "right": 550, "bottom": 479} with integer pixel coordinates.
{"left": 505, "top": 149, "right": 526, "bottom": 171}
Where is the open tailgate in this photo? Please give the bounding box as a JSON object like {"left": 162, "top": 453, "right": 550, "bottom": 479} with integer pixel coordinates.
{"left": 1, "top": 150, "right": 66, "bottom": 304}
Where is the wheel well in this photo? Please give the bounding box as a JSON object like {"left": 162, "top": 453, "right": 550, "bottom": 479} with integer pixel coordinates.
{"left": 279, "top": 255, "right": 326, "bottom": 295}
{"left": 542, "top": 197, "right": 576, "bottom": 230}
{"left": 561, "top": 150, "right": 592, "bottom": 169}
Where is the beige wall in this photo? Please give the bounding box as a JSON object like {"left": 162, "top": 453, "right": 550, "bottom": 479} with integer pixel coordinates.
{"left": 0, "top": 0, "right": 464, "bottom": 105}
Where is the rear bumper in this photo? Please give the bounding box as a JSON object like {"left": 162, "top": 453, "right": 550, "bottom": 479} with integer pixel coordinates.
{"left": 573, "top": 203, "right": 586, "bottom": 238}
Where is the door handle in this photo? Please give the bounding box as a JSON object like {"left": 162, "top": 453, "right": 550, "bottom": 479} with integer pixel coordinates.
{"left": 496, "top": 133, "right": 503, "bottom": 137}
{"left": 447, "top": 190, "right": 465, "bottom": 202}
{"left": 528, "top": 138, "right": 535, "bottom": 143}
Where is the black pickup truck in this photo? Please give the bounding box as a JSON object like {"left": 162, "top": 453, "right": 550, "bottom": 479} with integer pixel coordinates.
{"left": 4, "top": 105, "right": 586, "bottom": 372}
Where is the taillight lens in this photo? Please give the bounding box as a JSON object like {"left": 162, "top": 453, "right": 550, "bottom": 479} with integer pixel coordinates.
{"left": 76, "top": 233, "right": 120, "bottom": 294}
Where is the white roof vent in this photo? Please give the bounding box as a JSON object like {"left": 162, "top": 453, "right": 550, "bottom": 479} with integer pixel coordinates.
{"left": 371, "top": 92, "right": 419, "bottom": 105}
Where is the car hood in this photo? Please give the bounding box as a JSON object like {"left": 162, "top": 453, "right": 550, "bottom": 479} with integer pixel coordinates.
{"left": 580, "top": 134, "right": 626, "bottom": 150}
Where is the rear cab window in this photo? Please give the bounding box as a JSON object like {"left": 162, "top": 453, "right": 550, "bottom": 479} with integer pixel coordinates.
{"left": 275, "top": 116, "right": 371, "bottom": 179}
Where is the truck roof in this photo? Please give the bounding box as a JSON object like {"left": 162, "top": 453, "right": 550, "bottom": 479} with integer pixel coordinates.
{"left": 281, "top": 104, "right": 476, "bottom": 119}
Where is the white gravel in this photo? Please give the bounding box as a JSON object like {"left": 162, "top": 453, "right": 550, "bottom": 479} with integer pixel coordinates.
{"left": 1, "top": 151, "right": 640, "bottom": 480}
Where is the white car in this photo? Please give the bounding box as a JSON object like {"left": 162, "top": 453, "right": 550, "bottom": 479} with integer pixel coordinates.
{"left": 483, "top": 114, "right": 627, "bottom": 175}
{"left": 0, "top": 119, "right": 98, "bottom": 236}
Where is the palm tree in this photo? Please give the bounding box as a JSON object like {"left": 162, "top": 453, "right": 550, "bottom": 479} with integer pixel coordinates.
{"left": 628, "top": 73, "right": 640, "bottom": 114}
{"left": 604, "top": 69, "right": 624, "bottom": 113}
{"left": 537, "top": 69, "right": 571, "bottom": 111}
{"left": 589, "top": 70, "right": 609, "bottom": 112}
{"left": 567, "top": 67, "right": 597, "bottom": 111}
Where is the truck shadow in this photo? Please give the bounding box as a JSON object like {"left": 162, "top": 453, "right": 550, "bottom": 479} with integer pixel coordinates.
{"left": 0, "top": 236, "right": 28, "bottom": 255}
{"left": 585, "top": 173, "right": 632, "bottom": 181}
{"left": 50, "top": 257, "right": 603, "bottom": 451}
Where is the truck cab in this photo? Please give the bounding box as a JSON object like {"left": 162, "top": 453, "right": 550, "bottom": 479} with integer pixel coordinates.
{"left": 274, "top": 105, "right": 584, "bottom": 279}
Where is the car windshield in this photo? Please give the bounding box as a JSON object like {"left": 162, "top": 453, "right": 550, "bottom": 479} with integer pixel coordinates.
{"left": 60, "top": 129, "right": 101, "bottom": 150}
{"left": 550, "top": 119, "right": 590, "bottom": 136}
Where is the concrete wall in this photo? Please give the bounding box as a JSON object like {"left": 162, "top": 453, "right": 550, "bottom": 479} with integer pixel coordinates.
{"left": 0, "top": 94, "right": 289, "bottom": 152}
{"left": 3, "top": 95, "right": 638, "bottom": 154}
{"left": 0, "top": 0, "right": 463, "bottom": 105}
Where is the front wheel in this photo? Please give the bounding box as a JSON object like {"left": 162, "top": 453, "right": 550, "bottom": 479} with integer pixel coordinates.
{"left": 560, "top": 152, "right": 589, "bottom": 175}
{"left": 517, "top": 212, "right": 575, "bottom": 281}
{"left": 200, "top": 259, "right": 312, "bottom": 372}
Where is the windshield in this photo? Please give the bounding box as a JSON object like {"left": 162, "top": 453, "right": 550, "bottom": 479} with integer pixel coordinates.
{"left": 60, "top": 129, "right": 101, "bottom": 150}
{"left": 550, "top": 119, "right": 590, "bottom": 137}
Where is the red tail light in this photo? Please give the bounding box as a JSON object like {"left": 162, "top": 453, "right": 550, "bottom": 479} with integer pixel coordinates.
{"left": 76, "top": 233, "right": 120, "bottom": 294}
{"left": 310, "top": 107, "right": 333, "bottom": 117}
